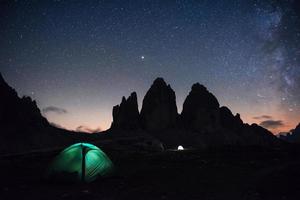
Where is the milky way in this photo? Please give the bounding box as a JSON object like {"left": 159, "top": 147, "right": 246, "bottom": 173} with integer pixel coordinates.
{"left": 255, "top": 0, "right": 300, "bottom": 131}
{"left": 0, "top": 0, "right": 299, "bottom": 133}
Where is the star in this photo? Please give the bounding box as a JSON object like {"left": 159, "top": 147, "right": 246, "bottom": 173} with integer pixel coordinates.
{"left": 1, "top": 0, "right": 299, "bottom": 133}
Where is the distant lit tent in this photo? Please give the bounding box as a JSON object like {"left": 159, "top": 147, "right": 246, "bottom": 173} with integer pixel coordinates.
{"left": 46, "top": 143, "right": 114, "bottom": 183}
{"left": 177, "top": 145, "right": 184, "bottom": 150}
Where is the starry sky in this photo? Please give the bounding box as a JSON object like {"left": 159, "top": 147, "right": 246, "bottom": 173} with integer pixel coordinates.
{"left": 0, "top": 0, "right": 299, "bottom": 134}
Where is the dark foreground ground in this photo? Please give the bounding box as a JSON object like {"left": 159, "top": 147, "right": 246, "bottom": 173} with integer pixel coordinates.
{"left": 1, "top": 144, "right": 300, "bottom": 200}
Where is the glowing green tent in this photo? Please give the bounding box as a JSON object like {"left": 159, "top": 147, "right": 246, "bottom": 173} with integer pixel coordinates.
{"left": 47, "top": 143, "right": 114, "bottom": 182}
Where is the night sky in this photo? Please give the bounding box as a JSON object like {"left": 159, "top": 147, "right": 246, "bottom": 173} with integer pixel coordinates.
{"left": 0, "top": 0, "right": 299, "bottom": 134}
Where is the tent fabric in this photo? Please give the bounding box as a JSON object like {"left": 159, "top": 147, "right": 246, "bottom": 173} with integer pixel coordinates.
{"left": 47, "top": 143, "right": 113, "bottom": 182}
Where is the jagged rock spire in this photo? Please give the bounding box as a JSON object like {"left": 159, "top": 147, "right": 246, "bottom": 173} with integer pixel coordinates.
{"left": 0, "top": 72, "right": 48, "bottom": 129}
{"left": 181, "top": 83, "right": 220, "bottom": 131}
{"left": 109, "top": 77, "right": 279, "bottom": 147}
{"left": 140, "top": 77, "right": 178, "bottom": 131}
{"left": 111, "top": 92, "right": 140, "bottom": 130}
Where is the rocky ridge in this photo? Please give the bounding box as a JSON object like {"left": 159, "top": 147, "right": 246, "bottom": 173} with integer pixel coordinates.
{"left": 110, "top": 77, "right": 279, "bottom": 148}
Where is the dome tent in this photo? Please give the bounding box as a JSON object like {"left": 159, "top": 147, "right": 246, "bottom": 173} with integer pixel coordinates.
{"left": 177, "top": 145, "right": 184, "bottom": 150}
{"left": 47, "top": 143, "right": 114, "bottom": 183}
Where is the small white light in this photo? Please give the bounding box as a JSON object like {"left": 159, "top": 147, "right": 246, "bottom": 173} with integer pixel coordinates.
{"left": 177, "top": 145, "right": 184, "bottom": 150}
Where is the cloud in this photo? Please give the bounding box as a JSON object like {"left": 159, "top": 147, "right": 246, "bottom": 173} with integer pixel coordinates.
{"left": 76, "top": 125, "right": 102, "bottom": 133}
{"left": 42, "top": 106, "right": 67, "bottom": 115}
{"left": 259, "top": 120, "right": 285, "bottom": 129}
{"left": 253, "top": 115, "right": 272, "bottom": 120}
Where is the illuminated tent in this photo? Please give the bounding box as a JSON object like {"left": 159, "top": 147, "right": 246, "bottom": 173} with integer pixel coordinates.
{"left": 47, "top": 143, "right": 114, "bottom": 183}
{"left": 177, "top": 145, "right": 184, "bottom": 150}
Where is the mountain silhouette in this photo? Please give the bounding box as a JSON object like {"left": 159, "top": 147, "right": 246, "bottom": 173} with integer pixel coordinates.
{"left": 111, "top": 92, "right": 140, "bottom": 130}
{"left": 110, "top": 77, "right": 280, "bottom": 148}
{"left": 279, "top": 123, "right": 300, "bottom": 143}
{"left": 140, "top": 78, "right": 178, "bottom": 131}
{"left": 0, "top": 73, "right": 96, "bottom": 154}
{"left": 181, "top": 83, "right": 220, "bottom": 132}
{"left": 0, "top": 73, "right": 281, "bottom": 154}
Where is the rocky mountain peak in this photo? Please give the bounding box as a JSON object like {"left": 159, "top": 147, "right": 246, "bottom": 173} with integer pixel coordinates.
{"left": 188, "top": 83, "right": 219, "bottom": 108}
{"left": 181, "top": 83, "right": 220, "bottom": 131}
{"left": 109, "top": 77, "right": 279, "bottom": 147}
{"left": 111, "top": 92, "right": 140, "bottom": 130}
{"left": 219, "top": 106, "right": 243, "bottom": 130}
{"left": 152, "top": 77, "right": 167, "bottom": 86}
{"left": 0, "top": 73, "right": 18, "bottom": 99}
{"left": 140, "top": 78, "right": 178, "bottom": 131}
